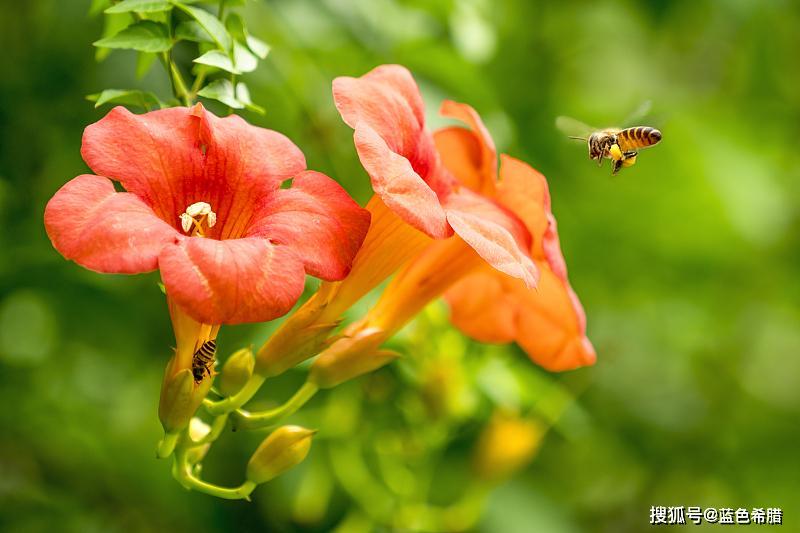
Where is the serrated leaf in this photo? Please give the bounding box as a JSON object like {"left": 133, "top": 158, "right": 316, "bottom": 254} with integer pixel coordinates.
{"left": 194, "top": 50, "right": 240, "bottom": 74}
{"left": 233, "top": 41, "right": 257, "bottom": 73}
{"left": 87, "top": 89, "right": 165, "bottom": 110}
{"left": 94, "top": 20, "right": 172, "bottom": 53}
{"left": 136, "top": 52, "right": 158, "bottom": 78}
{"left": 235, "top": 82, "right": 265, "bottom": 115}
{"left": 105, "top": 0, "right": 173, "bottom": 13}
{"left": 175, "top": 20, "right": 213, "bottom": 43}
{"left": 198, "top": 79, "right": 243, "bottom": 109}
{"left": 175, "top": 4, "right": 232, "bottom": 53}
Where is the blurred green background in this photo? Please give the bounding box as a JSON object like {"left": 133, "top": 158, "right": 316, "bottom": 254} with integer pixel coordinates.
{"left": 2, "top": 0, "right": 799, "bottom": 531}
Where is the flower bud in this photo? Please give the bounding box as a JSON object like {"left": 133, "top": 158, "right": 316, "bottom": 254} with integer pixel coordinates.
{"left": 256, "top": 290, "right": 342, "bottom": 377}
{"left": 219, "top": 347, "right": 255, "bottom": 397}
{"left": 472, "top": 412, "right": 544, "bottom": 483}
{"left": 246, "top": 425, "right": 315, "bottom": 485}
{"left": 158, "top": 368, "right": 212, "bottom": 434}
{"left": 308, "top": 328, "right": 399, "bottom": 389}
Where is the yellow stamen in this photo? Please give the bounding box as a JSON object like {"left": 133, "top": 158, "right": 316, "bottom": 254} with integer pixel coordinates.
{"left": 179, "top": 202, "right": 217, "bottom": 238}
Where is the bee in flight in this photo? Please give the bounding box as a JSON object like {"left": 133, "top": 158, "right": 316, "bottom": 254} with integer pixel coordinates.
{"left": 556, "top": 102, "right": 662, "bottom": 175}
{"left": 191, "top": 339, "right": 217, "bottom": 383}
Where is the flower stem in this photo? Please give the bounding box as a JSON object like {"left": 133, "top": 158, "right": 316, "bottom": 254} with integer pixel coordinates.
{"left": 204, "top": 373, "right": 266, "bottom": 415}
{"left": 195, "top": 413, "right": 229, "bottom": 445}
{"left": 173, "top": 444, "right": 256, "bottom": 500}
{"left": 189, "top": 69, "right": 208, "bottom": 101}
{"left": 157, "top": 431, "right": 180, "bottom": 458}
{"left": 231, "top": 381, "right": 319, "bottom": 431}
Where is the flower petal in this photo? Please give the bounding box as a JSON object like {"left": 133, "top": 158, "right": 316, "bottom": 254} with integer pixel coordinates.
{"left": 512, "top": 267, "right": 596, "bottom": 371}
{"left": 81, "top": 105, "right": 306, "bottom": 234}
{"left": 352, "top": 125, "right": 451, "bottom": 238}
{"left": 446, "top": 156, "right": 595, "bottom": 371}
{"left": 158, "top": 236, "right": 306, "bottom": 325}
{"left": 434, "top": 128, "right": 485, "bottom": 193}
{"left": 446, "top": 265, "right": 595, "bottom": 372}
{"left": 246, "top": 170, "right": 371, "bottom": 281}
{"left": 333, "top": 65, "right": 429, "bottom": 171}
{"left": 444, "top": 189, "right": 537, "bottom": 288}
{"left": 44, "top": 174, "right": 177, "bottom": 274}
{"left": 438, "top": 100, "right": 497, "bottom": 194}
{"left": 333, "top": 65, "right": 452, "bottom": 238}
{"left": 444, "top": 269, "right": 517, "bottom": 344}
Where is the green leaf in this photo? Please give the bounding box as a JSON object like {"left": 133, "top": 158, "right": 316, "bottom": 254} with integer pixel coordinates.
{"left": 87, "top": 89, "right": 166, "bottom": 110}
{"left": 93, "top": 20, "right": 172, "bottom": 53}
{"left": 175, "top": 20, "right": 213, "bottom": 43}
{"left": 233, "top": 41, "right": 257, "bottom": 73}
{"left": 95, "top": 13, "right": 134, "bottom": 61}
{"left": 194, "top": 50, "right": 240, "bottom": 74}
{"left": 245, "top": 35, "right": 270, "bottom": 59}
{"left": 89, "top": 0, "right": 112, "bottom": 16}
{"left": 225, "top": 12, "right": 247, "bottom": 41}
{"left": 136, "top": 52, "right": 158, "bottom": 78}
{"left": 174, "top": 4, "right": 232, "bottom": 53}
{"left": 226, "top": 13, "right": 270, "bottom": 59}
{"left": 105, "top": 0, "right": 173, "bottom": 13}
{"left": 197, "top": 79, "right": 243, "bottom": 109}
{"left": 235, "top": 82, "right": 265, "bottom": 115}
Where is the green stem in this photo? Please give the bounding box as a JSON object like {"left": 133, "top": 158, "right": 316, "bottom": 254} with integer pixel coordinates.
{"left": 173, "top": 445, "right": 256, "bottom": 500}
{"left": 157, "top": 431, "right": 180, "bottom": 458}
{"left": 195, "top": 413, "right": 229, "bottom": 445}
{"left": 166, "top": 57, "right": 191, "bottom": 106}
{"left": 231, "top": 381, "right": 319, "bottom": 431}
{"left": 189, "top": 69, "right": 208, "bottom": 100}
{"left": 204, "top": 373, "right": 267, "bottom": 415}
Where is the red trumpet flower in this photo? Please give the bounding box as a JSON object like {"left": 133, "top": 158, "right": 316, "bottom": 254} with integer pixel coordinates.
{"left": 44, "top": 104, "right": 370, "bottom": 326}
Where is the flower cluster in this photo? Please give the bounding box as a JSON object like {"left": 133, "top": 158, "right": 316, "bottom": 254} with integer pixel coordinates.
{"left": 45, "top": 64, "right": 593, "bottom": 500}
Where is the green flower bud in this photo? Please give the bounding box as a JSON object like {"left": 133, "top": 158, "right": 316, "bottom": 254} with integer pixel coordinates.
{"left": 219, "top": 347, "right": 255, "bottom": 397}
{"left": 158, "top": 368, "right": 212, "bottom": 434}
{"left": 246, "top": 425, "right": 315, "bottom": 485}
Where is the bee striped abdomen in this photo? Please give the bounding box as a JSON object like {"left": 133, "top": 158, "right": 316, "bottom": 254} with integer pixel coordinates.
{"left": 617, "top": 127, "right": 662, "bottom": 151}
{"left": 192, "top": 339, "right": 217, "bottom": 382}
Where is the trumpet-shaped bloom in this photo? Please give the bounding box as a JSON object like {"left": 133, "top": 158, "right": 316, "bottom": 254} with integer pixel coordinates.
{"left": 439, "top": 108, "right": 595, "bottom": 371}
{"left": 311, "top": 93, "right": 593, "bottom": 382}
{"left": 332, "top": 64, "right": 536, "bottom": 287}
{"left": 44, "top": 104, "right": 370, "bottom": 325}
{"left": 255, "top": 65, "right": 537, "bottom": 377}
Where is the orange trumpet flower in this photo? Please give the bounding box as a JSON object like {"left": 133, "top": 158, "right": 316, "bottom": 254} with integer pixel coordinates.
{"left": 309, "top": 97, "right": 595, "bottom": 386}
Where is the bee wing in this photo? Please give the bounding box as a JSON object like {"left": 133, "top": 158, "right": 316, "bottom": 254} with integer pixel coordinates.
{"left": 621, "top": 100, "right": 652, "bottom": 127}
{"left": 555, "top": 116, "right": 595, "bottom": 141}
